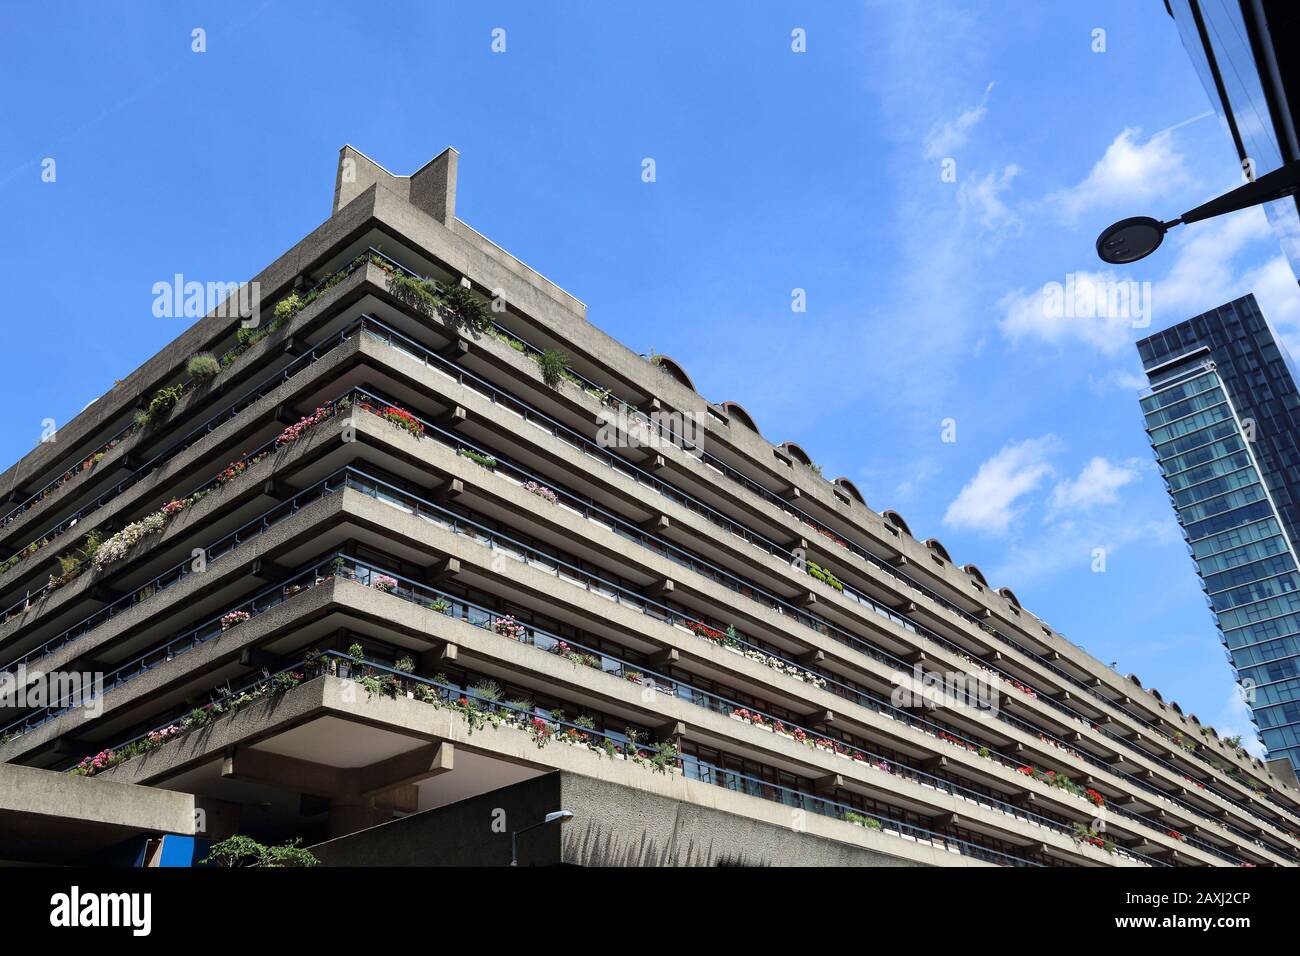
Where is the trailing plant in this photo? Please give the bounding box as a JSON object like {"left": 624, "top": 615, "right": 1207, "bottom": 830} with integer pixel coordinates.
{"left": 650, "top": 740, "right": 679, "bottom": 775}
{"left": 845, "top": 810, "right": 883, "bottom": 831}
{"left": 537, "top": 348, "right": 569, "bottom": 389}
{"left": 136, "top": 383, "right": 187, "bottom": 429}
{"left": 379, "top": 405, "right": 424, "bottom": 438}
{"left": 457, "top": 447, "right": 497, "bottom": 469}
{"left": 387, "top": 271, "right": 445, "bottom": 316}
{"left": 1071, "top": 823, "right": 1115, "bottom": 853}
{"left": 439, "top": 282, "right": 492, "bottom": 334}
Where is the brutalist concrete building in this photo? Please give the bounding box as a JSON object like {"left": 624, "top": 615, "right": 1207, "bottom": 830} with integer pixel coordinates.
{"left": 2, "top": 148, "right": 1300, "bottom": 867}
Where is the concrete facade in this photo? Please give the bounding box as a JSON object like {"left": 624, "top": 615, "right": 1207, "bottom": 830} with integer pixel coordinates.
{"left": 1, "top": 148, "right": 1298, "bottom": 867}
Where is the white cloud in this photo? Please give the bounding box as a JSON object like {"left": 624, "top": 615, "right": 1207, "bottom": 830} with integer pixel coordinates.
{"left": 958, "top": 164, "right": 1022, "bottom": 239}
{"left": 999, "top": 206, "right": 1297, "bottom": 358}
{"left": 922, "top": 82, "right": 995, "bottom": 160}
{"left": 1089, "top": 367, "right": 1150, "bottom": 392}
{"left": 1212, "top": 685, "right": 1267, "bottom": 758}
{"left": 998, "top": 269, "right": 1144, "bottom": 356}
{"left": 943, "top": 436, "right": 1060, "bottom": 535}
{"left": 1048, "top": 456, "right": 1142, "bottom": 515}
{"left": 1046, "top": 127, "right": 1193, "bottom": 223}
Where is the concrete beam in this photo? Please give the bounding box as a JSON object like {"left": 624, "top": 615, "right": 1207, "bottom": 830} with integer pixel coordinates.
{"left": 220, "top": 748, "right": 342, "bottom": 798}
{"left": 435, "top": 406, "right": 467, "bottom": 429}
{"left": 425, "top": 556, "right": 460, "bottom": 582}
{"left": 647, "top": 647, "right": 678, "bottom": 668}
{"left": 654, "top": 720, "right": 686, "bottom": 744}
{"left": 358, "top": 742, "right": 455, "bottom": 797}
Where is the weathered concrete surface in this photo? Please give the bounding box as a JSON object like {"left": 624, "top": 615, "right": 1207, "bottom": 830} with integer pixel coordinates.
{"left": 0, "top": 763, "right": 193, "bottom": 863}
{"left": 310, "top": 770, "right": 924, "bottom": 868}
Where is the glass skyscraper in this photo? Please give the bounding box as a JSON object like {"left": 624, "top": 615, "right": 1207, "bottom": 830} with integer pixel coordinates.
{"left": 1139, "top": 294, "right": 1300, "bottom": 771}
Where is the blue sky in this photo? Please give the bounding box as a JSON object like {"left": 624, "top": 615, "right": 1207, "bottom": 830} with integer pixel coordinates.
{"left": 3, "top": 1, "right": 1299, "bottom": 749}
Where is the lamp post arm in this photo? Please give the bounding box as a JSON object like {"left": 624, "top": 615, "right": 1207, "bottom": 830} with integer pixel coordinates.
{"left": 1177, "top": 159, "right": 1300, "bottom": 225}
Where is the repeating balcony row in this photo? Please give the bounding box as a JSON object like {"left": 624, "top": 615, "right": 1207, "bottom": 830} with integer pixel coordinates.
{"left": 0, "top": 459, "right": 1271, "bottom": 864}
{"left": 5, "top": 379, "right": 1294, "bottom": 858}
{"left": 5, "top": 545, "right": 1194, "bottom": 865}
{"left": 1, "top": 248, "right": 1287, "bottom": 824}
{"left": 4, "top": 238, "right": 1274, "bottom": 805}
{"left": 55, "top": 650, "right": 1059, "bottom": 868}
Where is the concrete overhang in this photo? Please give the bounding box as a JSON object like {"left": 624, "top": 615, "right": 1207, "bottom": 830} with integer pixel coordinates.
{"left": 0, "top": 764, "right": 193, "bottom": 864}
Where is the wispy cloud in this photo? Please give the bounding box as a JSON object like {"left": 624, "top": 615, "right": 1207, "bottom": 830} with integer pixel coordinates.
{"left": 922, "top": 81, "right": 995, "bottom": 160}
{"left": 943, "top": 436, "right": 1060, "bottom": 535}
{"left": 998, "top": 269, "right": 1142, "bottom": 356}
{"left": 959, "top": 164, "right": 1022, "bottom": 240}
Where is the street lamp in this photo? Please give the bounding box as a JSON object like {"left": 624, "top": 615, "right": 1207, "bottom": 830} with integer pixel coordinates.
{"left": 509, "top": 809, "right": 574, "bottom": 866}
{"left": 1096, "top": 159, "right": 1300, "bottom": 264}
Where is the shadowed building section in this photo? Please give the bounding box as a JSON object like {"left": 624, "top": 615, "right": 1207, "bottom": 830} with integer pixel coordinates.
{"left": 309, "top": 771, "right": 922, "bottom": 867}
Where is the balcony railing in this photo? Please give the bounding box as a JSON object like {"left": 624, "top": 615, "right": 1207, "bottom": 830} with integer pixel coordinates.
{"left": 3, "top": 248, "right": 1291, "bottom": 844}
{"left": 63, "top": 650, "right": 1045, "bottom": 867}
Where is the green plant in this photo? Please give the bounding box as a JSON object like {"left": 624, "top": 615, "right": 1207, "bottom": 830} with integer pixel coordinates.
{"left": 471, "top": 679, "right": 502, "bottom": 703}
{"left": 651, "top": 741, "right": 679, "bottom": 774}
{"left": 348, "top": 642, "right": 366, "bottom": 662}
{"left": 273, "top": 292, "right": 304, "bottom": 322}
{"left": 387, "top": 271, "right": 445, "bottom": 316}
{"left": 439, "top": 282, "right": 492, "bottom": 334}
{"left": 202, "top": 835, "right": 318, "bottom": 868}
{"left": 573, "top": 714, "right": 596, "bottom": 731}
{"left": 81, "top": 529, "right": 103, "bottom": 563}
{"left": 537, "top": 348, "right": 569, "bottom": 389}
{"left": 806, "top": 562, "right": 844, "bottom": 592}
{"left": 845, "top": 810, "right": 883, "bottom": 830}
{"left": 187, "top": 352, "right": 221, "bottom": 382}
{"left": 135, "top": 383, "right": 187, "bottom": 430}
{"left": 457, "top": 447, "right": 497, "bottom": 469}
{"left": 394, "top": 655, "right": 415, "bottom": 673}
{"left": 55, "top": 553, "right": 82, "bottom": 582}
